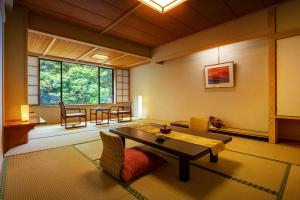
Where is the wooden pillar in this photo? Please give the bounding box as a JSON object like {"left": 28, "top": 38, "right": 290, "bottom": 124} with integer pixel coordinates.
{"left": 4, "top": 6, "right": 28, "bottom": 121}
{"left": 268, "top": 7, "right": 277, "bottom": 143}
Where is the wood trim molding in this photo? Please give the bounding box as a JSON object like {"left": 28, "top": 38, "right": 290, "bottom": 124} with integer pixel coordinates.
{"left": 125, "top": 59, "right": 151, "bottom": 68}
{"left": 101, "top": 3, "right": 142, "bottom": 34}
{"left": 42, "top": 37, "right": 56, "bottom": 56}
{"left": 268, "top": 7, "right": 277, "bottom": 144}
{"left": 275, "top": 27, "right": 300, "bottom": 40}
{"left": 153, "top": 30, "right": 267, "bottom": 63}
{"left": 28, "top": 12, "right": 152, "bottom": 58}
{"left": 36, "top": 55, "right": 115, "bottom": 68}
{"left": 75, "top": 47, "right": 98, "bottom": 61}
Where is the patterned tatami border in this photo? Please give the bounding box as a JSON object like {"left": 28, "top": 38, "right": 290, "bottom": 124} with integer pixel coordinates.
{"left": 29, "top": 129, "right": 100, "bottom": 140}
{"left": 226, "top": 148, "right": 300, "bottom": 166}
{"left": 5, "top": 139, "right": 101, "bottom": 158}
{"left": 158, "top": 149, "right": 293, "bottom": 200}
{"left": 72, "top": 145, "right": 149, "bottom": 200}
{"left": 190, "top": 162, "right": 278, "bottom": 196}
{"left": 277, "top": 164, "right": 291, "bottom": 200}
{"left": 2, "top": 136, "right": 297, "bottom": 200}
{"left": 0, "top": 158, "right": 8, "bottom": 200}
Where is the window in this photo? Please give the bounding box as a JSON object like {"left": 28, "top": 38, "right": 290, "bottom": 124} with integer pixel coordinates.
{"left": 116, "top": 69, "right": 129, "bottom": 102}
{"left": 28, "top": 56, "right": 39, "bottom": 105}
{"left": 39, "top": 59, "right": 114, "bottom": 105}
{"left": 62, "top": 62, "right": 98, "bottom": 104}
{"left": 100, "top": 68, "right": 113, "bottom": 103}
{"left": 39, "top": 59, "right": 61, "bottom": 105}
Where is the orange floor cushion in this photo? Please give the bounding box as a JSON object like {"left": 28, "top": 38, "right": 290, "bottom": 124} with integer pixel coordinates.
{"left": 122, "top": 148, "right": 165, "bottom": 182}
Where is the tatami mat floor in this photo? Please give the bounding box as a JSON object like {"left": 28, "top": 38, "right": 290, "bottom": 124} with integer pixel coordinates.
{"left": 1, "top": 121, "right": 300, "bottom": 200}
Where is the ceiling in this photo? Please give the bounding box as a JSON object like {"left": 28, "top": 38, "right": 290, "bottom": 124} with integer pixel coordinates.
{"left": 28, "top": 31, "right": 150, "bottom": 68}
{"left": 18, "top": 0, "right": 286, "bottom": 48}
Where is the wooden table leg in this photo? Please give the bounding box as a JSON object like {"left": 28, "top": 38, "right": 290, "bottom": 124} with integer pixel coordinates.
{"left": 179, "top": 157, "right": 190, "bottom": 182}
{"left": 210, "top": 152, "right": 218, "bottom": 162}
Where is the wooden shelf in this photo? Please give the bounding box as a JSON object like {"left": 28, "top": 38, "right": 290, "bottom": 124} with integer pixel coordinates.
{"left": 209, "top": 127, "right": 268, "bottom": 139}
{"left": 275, "top": 115, "right": 300, "bottom": 120}
{"left": 4, "top": 113, "right": 46, "bottom": 127}
{"left": 170, "top": 121, "right": 268, "bottom": 139}
{"left": 3, "top": 113, "right": 46, "bottom": 153}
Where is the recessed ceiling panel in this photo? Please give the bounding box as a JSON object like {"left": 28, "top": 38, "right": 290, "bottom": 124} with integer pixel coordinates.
{"left": 80, "top": 48, "right": 124, "bottom": 64}
{"left": 46, "top": 39, "right": 94, "bottom": 60}
{"left": 28, "top": 32, "right": 53, "bottom": 55}
{"left": 106, "top": 55, "right": 149, "bottom": 67}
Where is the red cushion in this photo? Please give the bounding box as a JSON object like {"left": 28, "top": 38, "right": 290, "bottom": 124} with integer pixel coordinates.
{"left": 121, "top": 148, "right": 165, "bottom": 182}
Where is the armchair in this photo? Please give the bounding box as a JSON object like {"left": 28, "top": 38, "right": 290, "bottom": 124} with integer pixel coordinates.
{"left": 59, "top": 102, "right": 87, "bottom": 129}
{"left": 110, "top": 101, "right": 132, "bottom": 123}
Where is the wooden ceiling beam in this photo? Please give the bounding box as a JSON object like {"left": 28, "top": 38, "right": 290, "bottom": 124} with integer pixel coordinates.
{"left": 101, "top": 3, "right": 142, "bottom": 34}
{"left": 28, "top": 12, "right": 152, "bottom": 58}
{"left": 42, "top": 37, "right": 56, "bottom": 56}
{"left": 75, "top": 47, "right": 98, "bottom": 61}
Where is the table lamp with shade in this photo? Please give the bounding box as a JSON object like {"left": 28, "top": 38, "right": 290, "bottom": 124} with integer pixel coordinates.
{"left": 21, "top": 105, "right": 29, "bottom": 122}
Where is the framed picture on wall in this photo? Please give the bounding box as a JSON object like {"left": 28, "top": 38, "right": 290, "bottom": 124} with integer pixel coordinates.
{"left": 204, "top": 62, "right": 234, "bottom": 88}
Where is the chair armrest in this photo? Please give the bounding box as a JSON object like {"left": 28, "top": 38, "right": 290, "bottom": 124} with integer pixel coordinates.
{"left": 81, "top": 108, "right": 87, "bottom": 115}
{"left": 110, "top": 106, "right": 122, "bottom": 111}
{"left": 65, "top": 107, "right": 86, "bottom": 114}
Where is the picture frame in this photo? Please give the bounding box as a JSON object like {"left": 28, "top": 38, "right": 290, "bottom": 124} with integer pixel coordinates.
{"left": 204, "top": 62, "right": 234, "bottom": 88}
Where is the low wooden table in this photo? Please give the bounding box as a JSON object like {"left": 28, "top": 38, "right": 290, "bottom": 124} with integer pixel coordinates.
{"left": 90, "top": 108, "right": 110, "bottom": 125}
{"left": 3, "top": 113, "right": 46, "bottom": 153}
{"left": 110, "top": 124, "right": 232, "bottom": 182}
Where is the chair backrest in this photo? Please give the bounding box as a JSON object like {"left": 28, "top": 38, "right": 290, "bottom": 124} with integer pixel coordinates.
{"left": 100, "top": 131, "right": 124, "bottom": 179}
{"left": 189, "top": 117, "right": 209, "bottom": 132}
{"left": 58, "top": 102, "right": 66, "bottom": 117}
{"left": 123, "top": 101, "right": 131, "bottom": 111}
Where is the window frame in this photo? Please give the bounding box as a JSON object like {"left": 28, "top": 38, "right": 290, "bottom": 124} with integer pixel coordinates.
{"left": 38, "top": 58, "right": 114, "bottom": 105}
{"left": 27, "top": 59, "right": 40, "bottom": 106}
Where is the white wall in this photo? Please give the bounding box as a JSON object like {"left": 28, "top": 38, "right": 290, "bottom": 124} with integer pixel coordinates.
{"left": 277, "top": 35, "right": 300, "bottom": 116}
{"left": 131, "top": 38, "right": 269, "bottom": 132}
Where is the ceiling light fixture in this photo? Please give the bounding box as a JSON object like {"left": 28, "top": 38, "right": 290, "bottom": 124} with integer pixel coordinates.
{"left": 91, "top": 53, "right": 110, "bottom": 60}
{"left": 138, "top": 0, "right": 186, "bottom": 13}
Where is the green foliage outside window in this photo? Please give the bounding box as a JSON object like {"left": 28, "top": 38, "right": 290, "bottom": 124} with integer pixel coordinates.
{"left": 39, "top": 59, "right": 113, "bottom": 105}
{"left": 40, "top": 60, "right": 61, "bottom": 104}
{"left": 100, "top": 68, "right": 113, "bottom": 103}
{"left": 62, "top": 62, "right": 98, "bottom": 104}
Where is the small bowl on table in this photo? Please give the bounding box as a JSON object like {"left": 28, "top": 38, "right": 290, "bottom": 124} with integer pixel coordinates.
{"left": 160, "top": 125, "right": 171, "bottom": 134}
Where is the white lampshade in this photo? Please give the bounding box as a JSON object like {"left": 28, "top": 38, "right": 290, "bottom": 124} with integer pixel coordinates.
{"left": 21, "top": 105, "right": 30, "bottom": 122}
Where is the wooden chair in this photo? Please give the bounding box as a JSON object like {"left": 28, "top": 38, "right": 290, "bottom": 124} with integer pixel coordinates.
{"left": 100, "top": 131, "right": 165, "bottom": 182}
{"left": 110, "top": 102, "right": 132, "bottom": 123}
{"left": 189, "top": 117, "right": 209, "bottom": 132}
{"left": 100, "top": 131, "right": 125, "bottom": 179}
{"left": 59, "top": 102, "right": 87, "bottom": 129}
